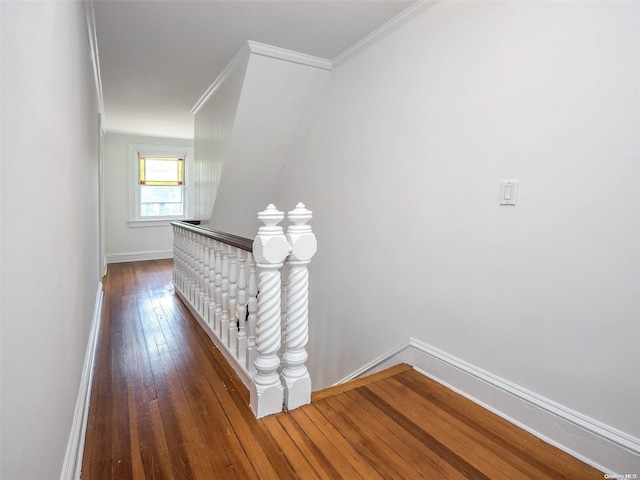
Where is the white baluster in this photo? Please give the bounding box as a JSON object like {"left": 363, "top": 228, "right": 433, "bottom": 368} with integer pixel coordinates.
{"left": 192, "top": 232, "right": 199, "bottom": 304}
{"left": 208, "top": 242, "right": 216, "bottom": 327}
{"left": 185, "top": 231, "right": 192, "bottom": 300}
{"left": 176, "top": 227, "right": 185, "bottom": 292}
{"left": 251, "top": 204, "right": 290, "bottom": 417}
{"left": 172, "top": 225, "right": 178, "bottom": 284}
{"left": 172, "top": 225, "right": 179, "bottom": 286}
{"left": 220, "top": 244, "right": 230, "bottom": 344}
{"left": 214, "top": 241, "right": 223, "bottom": 335}
{"left": 246, "top": 254, "right": 258, "bottom": 376}
{"left": 281, "top": 268, "right": 288, "bottom": 339}
{"left": 236, "top": 249, "right": 248, "bottom": 366}
{"left": 281, "top": 203, "right": 316, "bottom": 410}
{"left": 189, "top": 231, "right": 197, "bottom": 304}
{"left": 196, "top": 235, "right": 205, "bottom": 314}
{"left": 228, "top": 248, "right": 239, "bottom": 355}
{"left": 180, "top": 229, "right": 188, "bottom": 296}
{"left": 201, "top": 239, "right": 211, "bottom": 323}
{"left": 179, "top": 228, "right": 186, "bottom": 289}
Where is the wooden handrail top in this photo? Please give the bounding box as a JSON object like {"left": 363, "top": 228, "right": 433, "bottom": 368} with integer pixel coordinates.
{"left": 171, "top": 221, "right": 253, "bottom": 252}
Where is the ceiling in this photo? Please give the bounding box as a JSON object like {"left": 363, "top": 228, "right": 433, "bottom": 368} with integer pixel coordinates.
{"left": 92, "top": 0, "right": 416, "bottom": 139}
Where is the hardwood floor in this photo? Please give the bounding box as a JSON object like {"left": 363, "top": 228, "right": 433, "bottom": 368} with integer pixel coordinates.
{"left": 82, "top": 259, "right": 603, "bottom": 479}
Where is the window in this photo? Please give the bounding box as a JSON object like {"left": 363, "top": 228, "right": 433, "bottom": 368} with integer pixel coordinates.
{"left": 139, "top": 156, "right": 184, "bottom": 217}
{"left": 129, "top": 144, "right": 193, "bottom": 226}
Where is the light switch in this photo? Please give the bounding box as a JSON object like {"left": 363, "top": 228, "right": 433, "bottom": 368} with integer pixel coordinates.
{"left": 500, "top": 180, "right": 518, "bottom": 205}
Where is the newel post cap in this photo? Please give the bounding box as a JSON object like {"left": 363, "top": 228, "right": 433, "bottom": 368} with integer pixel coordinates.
{"left": 253, "top": 204, "right": 290, "bottom": 264}
{"left": 286, "top": 203, "right": 317, "bottom": 261}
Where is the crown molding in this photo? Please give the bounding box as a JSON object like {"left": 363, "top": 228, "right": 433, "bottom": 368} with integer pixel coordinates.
{"left": 247, "top": 40, "right": 332, "bottom": 71}
{"left": 191, "top": 40, "right": 332, "bottom": 114}
{"left": 83, "top": 0, "right": 105, "bottom": 117}
{"left": 332, "top": 0, "right": 440, "bottom": 68}
{"left": 191, "top": 42, "right": 252, "bottom": 115}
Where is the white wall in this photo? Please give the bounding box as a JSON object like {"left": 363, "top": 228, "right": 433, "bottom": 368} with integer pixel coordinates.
{"left": 103, "top": 133, "right": 193, "bottom": 263}
{"left": 192, "top": 43, "right": 330, "bottom": 234}
{"left": 193, "top": 51, "right": 248, "bottom": 224}
{"left": 209, "top": 50, "right": 330, "bottom": 236}
{"left": 269, "top": 0, "right": 639, "bottom": 469}
{"left": 0, "top": 2, "right": 100, "bottom": 478}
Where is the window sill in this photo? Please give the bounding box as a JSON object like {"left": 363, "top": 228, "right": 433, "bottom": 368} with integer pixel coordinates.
{"left": 128, "top": 218, "right": 183, "bottom": 228}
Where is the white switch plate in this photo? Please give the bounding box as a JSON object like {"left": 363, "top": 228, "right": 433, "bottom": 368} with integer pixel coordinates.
{"left": 500, "top": 180, "right": 518, "bottom": 205}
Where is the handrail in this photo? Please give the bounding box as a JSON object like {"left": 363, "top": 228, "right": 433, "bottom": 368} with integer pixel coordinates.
{"left": 171, "top": 221, "right": 253, "bottom": 252}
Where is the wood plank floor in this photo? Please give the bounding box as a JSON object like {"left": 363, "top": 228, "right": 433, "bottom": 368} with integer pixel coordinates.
{"left": 82, "top": 259, "right": 603, "bottom": 479}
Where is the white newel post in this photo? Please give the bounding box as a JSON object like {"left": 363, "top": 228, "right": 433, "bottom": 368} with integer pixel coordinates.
{"left": 282, "top": 203, "right": 316, "bottom": 410}
{"left": 251, "top": 204, "right": 290, "bottom": 417}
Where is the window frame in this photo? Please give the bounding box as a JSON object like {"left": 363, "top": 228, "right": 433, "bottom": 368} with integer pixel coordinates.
{"left": 128, "top": 143, "right": 194, "bottom": 227}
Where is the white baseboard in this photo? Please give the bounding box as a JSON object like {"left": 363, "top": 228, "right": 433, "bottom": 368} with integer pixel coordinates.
{"left": 60, "top": 283, "right": 104, "bottom": 480}
{"left": 337, "top": 339, "right": 413, "bottom": 383}
{"left": 339, "top": 337, "right": 640, "bottom": 476}
{"left": 106, "top": 249, "right": 173, "bottom": 264}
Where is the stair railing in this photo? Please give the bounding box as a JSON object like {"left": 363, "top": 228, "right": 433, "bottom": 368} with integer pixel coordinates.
{"left": 171, "top": 203, "right": 316, "bottom": 417}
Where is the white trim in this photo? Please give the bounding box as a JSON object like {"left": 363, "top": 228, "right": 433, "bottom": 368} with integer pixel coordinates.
{"left": 332, "top": 0, "right": 441, "bottom": 68}
{"left": 336, "top": 339, "right": 412, "bottom": 384}
{"left": 98, "top": 115, "right": 106, "bottom": 278}
{"left": 338, "top": 337, "right": 640, "bottom": 475}
{"left": 408, "top": 339, "right": 640, "bottom": 455}
{"left": 247, "top": 40, "right": 332, "bottom": 71}
{"left": 106, "top": 249, "right": 173, "bottom": 264}
{"left": 191, "top": 40, "right": 332, "bottom": 115}
{"left": 83, "top": 0, "right": 105, "bottom": 117}
{"left": 127, "top": 219, "right": 180, "bottom": 228}
{"left": 191, "top": 42, "right": 252, "bottom": 114}
{"left": 60, "top": 284, "right": 103, "bottom": 480}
